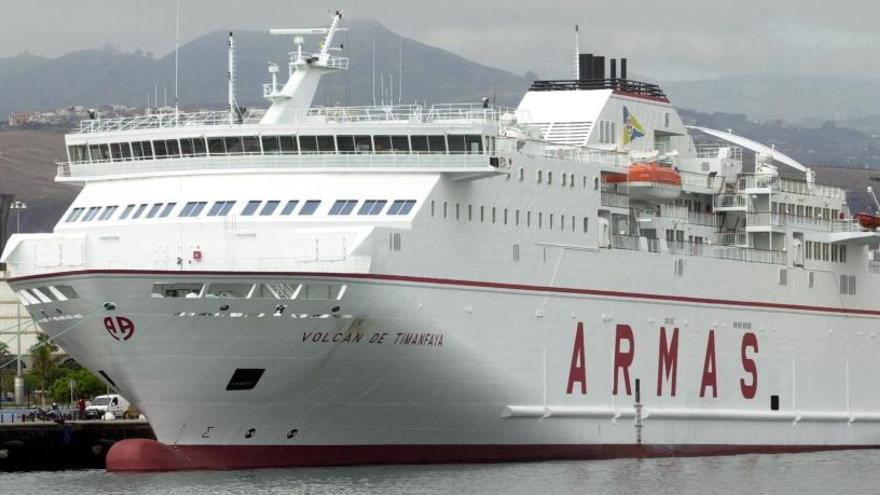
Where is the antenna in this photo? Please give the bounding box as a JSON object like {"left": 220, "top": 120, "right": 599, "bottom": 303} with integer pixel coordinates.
{"left": 371, "top": 37, "right": 376, "bottom": 105}
{"left": 398, "top": 35, "right": 403, "bottom": 104}
{"left": 174, "top": 0, "right": 180, "bottom": 117}
{"left": 574, "top": 25, "right": 580, "bottom": 79}
{"left": 227, "top": 31, "right": 239, "bottom": 123}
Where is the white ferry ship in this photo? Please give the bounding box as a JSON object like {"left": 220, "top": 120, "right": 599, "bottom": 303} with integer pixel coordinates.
{"left": 4, "top": 12, "right": 880, "bottom": 470}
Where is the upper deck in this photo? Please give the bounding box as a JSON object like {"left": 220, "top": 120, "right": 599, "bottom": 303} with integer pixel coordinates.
{"left": 73, "top": 104, "right": 506, "bottom": 135}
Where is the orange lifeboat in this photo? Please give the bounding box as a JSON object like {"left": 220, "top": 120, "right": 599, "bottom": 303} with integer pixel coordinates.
{"left": 856, "top": 212, "right": 880, "bottom": 230}
{"left": 605, "top": 162, "right": 682, "bottom": 200}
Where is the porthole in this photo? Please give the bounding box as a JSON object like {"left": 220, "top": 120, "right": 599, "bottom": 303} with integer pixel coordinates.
{"left": 245, "top": 428, "right": 256, "bottom": 439}
{"left": 287, "top": 429, "right": 299, "bottom": 439}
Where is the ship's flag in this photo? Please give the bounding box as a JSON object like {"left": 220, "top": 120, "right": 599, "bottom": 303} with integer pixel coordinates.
{"left": 623, "top": 106, "right": 645, "bottom": 144}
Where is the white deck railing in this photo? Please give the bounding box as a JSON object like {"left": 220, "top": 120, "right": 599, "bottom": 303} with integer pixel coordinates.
{"left": 714, "top": 232, "right": 749, "bottom": 247}
{"left": 747, "top": 213, "right": 786, "bottom": 227}
{"left": 714, "top": 194, "right": 747, "bottom": 209}
{"left": 610, "top": 234, "right": 786, "bottom": 265}
{"left": 76, "top": 103, "right": 509, "bottom": 134}
{"left": 600, "top": 192, "right": 630, "bottom": 208}
{"left": 688, "top": 211, "right": 716, "bottom": 227}
{"left": 737, "top": 175, "right": 846, "bottom": 200}
{"left": 695, "top": 144, "right": 743, "bottom": 160}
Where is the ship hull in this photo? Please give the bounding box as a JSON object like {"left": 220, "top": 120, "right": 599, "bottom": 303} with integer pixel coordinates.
{"left": 106, "top": 439, "right": 879, "bottom": 471}
{"left": 12, "top": 269, "right": 880, "bottom": 471}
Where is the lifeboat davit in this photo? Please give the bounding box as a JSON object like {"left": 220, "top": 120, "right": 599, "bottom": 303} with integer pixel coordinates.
{"left": 605, "top": 162, "right": 682, "bottom": 200}
{"left": 855, "top": 212, "right": 880, "bottom": 230}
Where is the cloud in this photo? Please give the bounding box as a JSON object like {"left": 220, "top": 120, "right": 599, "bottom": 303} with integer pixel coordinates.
{"left": 1, "top": 0, "right": 878, "bottom": 81}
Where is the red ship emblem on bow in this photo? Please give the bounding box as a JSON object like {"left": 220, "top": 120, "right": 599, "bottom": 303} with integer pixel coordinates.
{"left": 104, "top": 316, "right": 136, "bottom": 341}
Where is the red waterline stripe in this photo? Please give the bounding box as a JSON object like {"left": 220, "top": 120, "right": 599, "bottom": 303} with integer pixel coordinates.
{"left": 9, "top": 268, "right": 880, "bottom": 317}
{"left": 106, "top": 438, "right": 880, "bottom": 472}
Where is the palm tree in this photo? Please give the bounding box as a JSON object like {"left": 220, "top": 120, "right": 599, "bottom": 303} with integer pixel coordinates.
{"left": 30, "top": 334, "right": 58, "bottom": 404}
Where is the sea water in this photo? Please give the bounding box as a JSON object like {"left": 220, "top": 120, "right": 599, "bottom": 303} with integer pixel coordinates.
{"left": 1, "top": 450, "right": 878, "bottom": 495}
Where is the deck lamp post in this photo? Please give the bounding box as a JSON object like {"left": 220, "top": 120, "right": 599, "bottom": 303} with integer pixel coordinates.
{"left": 10, "top": 200, "right": 26, "bottom": 404}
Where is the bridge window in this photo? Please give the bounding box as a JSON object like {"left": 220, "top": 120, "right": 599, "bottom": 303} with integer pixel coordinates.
{"left": 98, "top": 205, "right": 118, "bottom": 221}
{"left": 300, "top": 200, "right": 321, "bottom": 215}
{"left": 193, "top": 138, "right": 206, "bottom": 156}
{"left": 153, "top": 140, "right": 168, "bottom": 159}
{"left": 243, "top": 136, "right": 261, "bottom": 154}
{"left": 373, "top": 135, "right": 392, "bottom": 153}
{"left": 242, "top": 200, "right": 262, "bottom": 216}
{"left": 358, "top": 200, "right": 387, "bottom": 215}
{"left": 131, "top": 141, "right": 151, "bottom": 159}
{"left": 262, "top": 136, "right": 280, "bottom": 154}
{"left": 299, "top": 136, "right": 318, "bottom": 154}
{"left": 208, "top": 200, "right": 236, "bottom": 217}
{"left": 411, "top": 136, "right": 429, "bottom": 153}
{"left": 65, "top": 207, "right": 85, "bottom": 222}
{"left": 94, "top": 144, "right": 111, "bottom": 162}
{"left": 180, "top": 138, "right": 194, "bottom": 157}
{"left": 69, "top": 145, "right": 88, "bottom": 163}
{"left": 131, "top": 204, "right": 148, "bottom": 219}
{"left": 159, "top": 203, "right": 177, "bottom": 218}
{"left": 329, "top": 199, "right": 358, "bottom": 215}
{"left": 354, "top": 135, "right": 372, "bottom": 153}
{"left": 225, "top": 136, "right": 244, "bottom": 155}
{"left": 180, "top": 201, "right": 208, "bottom": 217}
{"left": 465, "top": 135, "right": 483, "bottom": 153}
{"left": 110, "top": 143, "right": 128, "bottom": 160}
{"left": 428, "top": 135, "right": 446, "bottom": 153}
{"left": 280, "top": 200, "right": 299, "bottom": 215}
{"left": 317, "top": 136, "right": 336, "bottom": 153}
{"left": 165, "top": 139, "right": 181, "bottom": 158}
{"left": 387, "top": 200, "right": 416, "bottom": 215}
{"left": 392, "top": 136, "right": 410, "bottom": 153}
{"left": 280, "top": 136, "right": 298, "bottom": 153}
{"left": 260, "top": 200, "right": 280, "bottom": 216}
{"left": 337, "top": 135, "right": 355, "bottom": 153}
{"left": 82, "top": 206, "right": 101, "bottom": 221}
{"left": 208, "top": 137, "right": 226, "bottom": 155}
{"left": 447, "top": 135, "right": 466, "bottom": 153}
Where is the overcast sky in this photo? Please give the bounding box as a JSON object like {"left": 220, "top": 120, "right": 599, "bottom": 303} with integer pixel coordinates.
{"left": 1, "top": 0, "right": 879, "bottom": 81}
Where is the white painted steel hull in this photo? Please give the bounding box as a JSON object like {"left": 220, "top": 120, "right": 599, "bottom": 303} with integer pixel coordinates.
{"left": 18, "top": 267, "right": 880, "bottom": 456}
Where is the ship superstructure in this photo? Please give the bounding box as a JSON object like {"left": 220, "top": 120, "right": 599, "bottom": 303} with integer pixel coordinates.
{"left": 4, "top": 12, "right": 880, "bottom": 470}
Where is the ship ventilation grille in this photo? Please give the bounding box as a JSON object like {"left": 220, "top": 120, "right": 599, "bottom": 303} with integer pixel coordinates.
{"left": 525, "top": 122, "right": 593, "bottom": 147}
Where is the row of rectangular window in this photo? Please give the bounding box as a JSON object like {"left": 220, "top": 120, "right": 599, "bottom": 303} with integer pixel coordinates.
{"left": 429, "top": 200, "right": 589, "bottom": 233}
{"left": 772, "top": 202, "right": 839, "bottom": 222}
{"left": 68, "top": 134, "right": 485, "bottom": 164}
{"left": 65, "top": 199, "right": 417, "bottom": 222}
{"left": 804, "top": 240, "right": 847, "bottom": 263}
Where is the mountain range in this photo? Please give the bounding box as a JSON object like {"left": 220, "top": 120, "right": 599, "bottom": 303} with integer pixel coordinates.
{"left": 0, "top": 19, "right": 528, "bottom": 117}
{"left": 2, "top": 18, "right": 880, "bottom": 134}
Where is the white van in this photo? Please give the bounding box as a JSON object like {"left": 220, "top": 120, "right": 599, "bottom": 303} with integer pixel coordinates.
{"left": 85, "top": 394, "right": 130, "bottom": 419}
